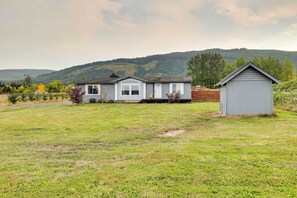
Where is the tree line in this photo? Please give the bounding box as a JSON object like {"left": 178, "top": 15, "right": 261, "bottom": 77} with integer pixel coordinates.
{"left": 0, "top": 75, "right": 74, "bottom": 94}
{"left": 187, "top": 52, "right": 297, "bottom": 88}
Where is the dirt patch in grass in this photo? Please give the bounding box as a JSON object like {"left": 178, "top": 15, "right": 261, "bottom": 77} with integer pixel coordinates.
{"left": 160, "top": 129, "right": 185, "bottom": 137}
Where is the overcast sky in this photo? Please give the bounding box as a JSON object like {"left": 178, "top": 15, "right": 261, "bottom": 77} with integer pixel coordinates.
{"left": 1, "top": 0, "right": 297, "bottom": 70}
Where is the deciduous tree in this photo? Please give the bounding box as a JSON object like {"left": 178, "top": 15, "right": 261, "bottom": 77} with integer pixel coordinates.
{"left": 187, "top": 52, "right": 225, "bottom": 88}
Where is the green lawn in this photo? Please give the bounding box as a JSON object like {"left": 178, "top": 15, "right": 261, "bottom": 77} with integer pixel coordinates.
{"left": 0, "top": 103, "right": 296, "bottom": 197}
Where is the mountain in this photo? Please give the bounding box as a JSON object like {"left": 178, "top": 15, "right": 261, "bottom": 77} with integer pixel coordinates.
{"left": 0, "top": 69, "right": 54, "bottom": 82}
{"left": 34, "top": 48, "right": 297, "bottom": 84}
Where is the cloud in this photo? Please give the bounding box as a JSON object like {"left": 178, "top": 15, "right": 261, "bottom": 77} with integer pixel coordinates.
{"left": 216, "top": 0, "right": 297, "bottom": 27}
{"left": 0, "top": 0, "right": 297, "bottom": 69}
{"left": 281, "top": 23, "right": 297, "bottom": 36}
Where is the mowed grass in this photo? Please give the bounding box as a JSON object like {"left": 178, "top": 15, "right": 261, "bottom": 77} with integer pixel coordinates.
{"left": 0, "top": 103, "right": 296, "bottom": 197}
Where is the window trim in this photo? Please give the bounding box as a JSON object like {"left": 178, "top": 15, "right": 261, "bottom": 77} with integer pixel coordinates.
{"left": 85, "top": 84, "right": 100, "bottom": 95}
{"left": 169, "top": 83, "right": 184, "bottom": 94}
{"left": 120, "top": 83, "right": 140, "bottom": 96}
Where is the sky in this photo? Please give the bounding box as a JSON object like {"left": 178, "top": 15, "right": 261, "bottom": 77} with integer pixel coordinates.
{"left": 1, "top": 0, "right": 297, "bottom": 70}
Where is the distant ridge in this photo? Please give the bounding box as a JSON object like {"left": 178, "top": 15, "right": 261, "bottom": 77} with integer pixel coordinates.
{"left": 30, "top": 48, "right": 297, "bottom": 83}
{"left": 0, "top": 69, "right": 54, "bottom": 82}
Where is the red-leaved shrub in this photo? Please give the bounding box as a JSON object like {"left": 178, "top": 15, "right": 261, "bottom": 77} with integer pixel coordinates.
{"left": 68, "top": 86, "right": 85, "bottom": 104}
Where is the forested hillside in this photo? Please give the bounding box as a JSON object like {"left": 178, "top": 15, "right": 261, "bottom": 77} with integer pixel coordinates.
{"left": 0, "top": 69, "right": 54, "bottom": 82}
{"left": 34, "top": 48, "right": 297, "bottom": 84}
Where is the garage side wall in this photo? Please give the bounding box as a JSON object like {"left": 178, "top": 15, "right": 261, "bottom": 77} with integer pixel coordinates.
{"left": 226, "top": 68, "right": 273, "bottom": 115}
{"left": 220, "top": 86, "right": 227, "bottom": 114}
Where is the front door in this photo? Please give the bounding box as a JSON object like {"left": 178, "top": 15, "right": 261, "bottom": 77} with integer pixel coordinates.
{"left": 154, "top": 83, "right": 162, "bottom": 98}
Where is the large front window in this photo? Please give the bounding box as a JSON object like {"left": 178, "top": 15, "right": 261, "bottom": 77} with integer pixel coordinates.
{"left": 87, "top": 85, "right": 99, "bottom": 95}
{"left": 170, "top": 83, "right": 184, "bottom": 94}
{"left": 121, "top": 84, "right": 140, "bottom": 96}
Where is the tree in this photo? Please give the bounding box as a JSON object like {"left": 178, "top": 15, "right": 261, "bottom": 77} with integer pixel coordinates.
{"left": 38, "top": 83, "right": 46, "bottom": 93}
{"left": 109, "top": 72, "right": 120, "bottom": 78}
{"left": 68, "top": 86, "right": 85, "bottom": 104}
{"left": 251, "top": 56, "right": 296, "bottom": 82}
{"left": 282, "top": 59, "right": 296, "bottom": 81}
{"left": 64, "top": 84, "right": 75, "bottom": 93}
{"left": 187, "top": 52, "right": 225, "bottom": 88}
{"left": 222, "top": 57, "right": 247, "bottom": 77}
{"left": 24, "top": 74, "right": 32, "bottom": 87}
{"left": 46, "top": 80, "right": 64, "bottom": 93}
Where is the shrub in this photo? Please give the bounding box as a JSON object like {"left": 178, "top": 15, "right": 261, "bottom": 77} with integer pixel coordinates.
{"left": 43, "top": 93, "right": 48, "bottom": 101}
{"left": 8, "top": 94, "right": 19, "bottom": 104}
{"left": 49, "top": 94, "right": 53, "bottom": 100}
{"left": 21, "top": 93, "right": 27, "bottom": 102}
{"left": 3, "top": 84, "right": 13, "bottom": 93}
{"left": 89, "top": 98, "right": 97, "bottom": 103}
{"left": 55, "top": 94, "right": 59, "bottom": 100}
{"left": 107, "top": 100, "right": 114, "bottom": 103}
{"left": 166, "top": 91, "right": 181, "bottom": 103}
{"left": 36, "top": 94, "right": 41, "bottom": 101}
{"left": 68, "top": 86, "right": 85, "bottom": 104}
{"left": 29, "top": 93, "right": 35, "bottom": 101}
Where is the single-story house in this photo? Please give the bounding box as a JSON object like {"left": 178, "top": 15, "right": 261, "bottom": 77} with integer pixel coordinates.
{"left": 77, "top": 76, "right": 192, "bottom": 102}
{"left": 215, "top": 62, "right": 280, "bottom": 115}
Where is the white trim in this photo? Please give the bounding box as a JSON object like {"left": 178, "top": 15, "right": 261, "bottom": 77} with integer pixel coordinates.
{"left": 120, "top": 82, "right": 140, "bottom": 96}
{"left": 143, "top": 83, "right": 146, "bottom": 99}
{"left": 115, "top": 83, "right": 118, "bottom": 100}
{"left": 85, "top": 84, "right": 100, "bottom": 95}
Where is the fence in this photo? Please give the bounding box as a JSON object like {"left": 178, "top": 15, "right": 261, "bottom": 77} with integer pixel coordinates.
{"left": 192, "top": 86, "right": 220, "bottom": 102}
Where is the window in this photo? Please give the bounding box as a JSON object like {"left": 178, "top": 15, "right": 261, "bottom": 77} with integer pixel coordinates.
{"left": 87, "top": 85, "right": 99, "bottom": 95}
{"left": 121, "top": 83, "right": 140, "bottom": 96}
{"left": 122, "top": 85, "right": 130, "bottom": 95}
{"left": 131, "top": 85, "right": 140, "bottom": 95}
{"left": 170, "top": 83, "right": 184, "bottom": 94}
{"left": 172, "top": 84, "right": 177, "bottom": 93}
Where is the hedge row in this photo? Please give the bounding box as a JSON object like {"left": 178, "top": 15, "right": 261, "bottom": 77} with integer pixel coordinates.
{"left": 7, "top": 93, "right": 68, "bottom": 104}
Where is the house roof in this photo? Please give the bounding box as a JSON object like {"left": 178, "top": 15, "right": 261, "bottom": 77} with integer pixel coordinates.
{"left": 77, "top": 76, "right": 192, "bottom": 85}
{"left": 143, "top": 76, "right": 192, "bottom": 83}
{"left": 76, "top": 78, "right": 117, "bottom": 85}
{"left": 215, "top": 62, "right": 280, "bottom": 87}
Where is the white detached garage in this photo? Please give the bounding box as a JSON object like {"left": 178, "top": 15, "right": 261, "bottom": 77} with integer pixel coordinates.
{"left": 216, "top": 62, "right": 280, "bottom": 115}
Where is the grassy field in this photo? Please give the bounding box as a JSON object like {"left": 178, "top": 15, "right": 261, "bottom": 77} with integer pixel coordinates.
{"left": 0, "top": 103, "right": 296, "bottom": 197}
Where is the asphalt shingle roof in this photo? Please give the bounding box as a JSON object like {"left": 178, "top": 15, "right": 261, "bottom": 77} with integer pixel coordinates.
{"left": 77, "top": 76, "right": 192, "bottom": 85}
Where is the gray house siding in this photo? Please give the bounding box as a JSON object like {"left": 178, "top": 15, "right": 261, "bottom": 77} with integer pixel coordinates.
{"left": 101, "top": 84, "right": 115, "bottom": 100}
{"left": 182, "top": 83, "right": 192, "bottom": 99}
{"left": 79, "top": 85, "right": 101, "bottom": 102}
{"left": 146, "top": 84, "right": 154, "bottom": 99}
{"left": 161, "top": 83, "right": 191, "bottom": 99}
{"left": 161, "top": 83, "right": 170, "bottom": 99}
{"left": 78, "top": 77, "right": 192, "bottom": 102}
